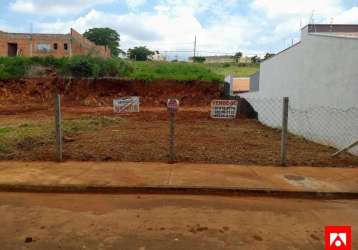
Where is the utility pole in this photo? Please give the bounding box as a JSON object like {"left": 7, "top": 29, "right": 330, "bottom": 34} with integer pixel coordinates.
{"left": 193, "top": 35, "right": 197, "bottom": 59}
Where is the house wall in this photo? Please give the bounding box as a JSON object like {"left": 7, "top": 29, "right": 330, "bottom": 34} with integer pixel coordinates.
{"left": 0, "top": 29, "right": 110, "bottom": 58}
{"left": 0, "top": 33, "right": 71, "bottom": 57}
{"left": 241, "top": 34, "right": 358, "bottom": 155}
{"left": 70, "top": 29, "right": 110, "bottom": 58}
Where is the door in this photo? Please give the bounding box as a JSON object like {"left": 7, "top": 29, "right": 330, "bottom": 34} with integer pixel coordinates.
{"left": 7, "top": 43, "right": 18, "bottom": 57}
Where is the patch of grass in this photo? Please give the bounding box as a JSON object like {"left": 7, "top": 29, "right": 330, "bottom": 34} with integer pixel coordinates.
{"left": 0, "top": 127, "right": 13, "bottom": 135}
{"left": 204, "top": 63, "right": 259, "bottom": 77}
{"left": 63, "top": 116, "right": 120, "bottom": 134}
{"left": 128, "top": 61, "right": 222, "bottom": 81}
{"left": 0, "top": 116, "right": 120, "bottom": 155}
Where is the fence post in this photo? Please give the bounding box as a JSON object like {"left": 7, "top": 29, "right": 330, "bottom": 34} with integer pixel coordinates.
{"left": 55, "top": 94, "right": 63, "bottom": 162}
{"left": 168, "top": 111, "right": 175, "bottom": 164}
{"left": 280, "top": 97, "right": 289, "bottom": 166}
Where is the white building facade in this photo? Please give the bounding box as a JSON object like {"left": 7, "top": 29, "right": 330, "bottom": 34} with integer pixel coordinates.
{"left": 241, "top": 24, "right": 358, "bottom": 155}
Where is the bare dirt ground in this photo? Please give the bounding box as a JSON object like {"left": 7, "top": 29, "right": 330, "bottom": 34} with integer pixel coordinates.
{"left": 0, "top": 106, "right": 357, "bottom": 166}
{"left": 0, "top": 192, "right": 357, "bottom": 250}
{"left": 0, "top": 78, "right": 357, "bottom": 166}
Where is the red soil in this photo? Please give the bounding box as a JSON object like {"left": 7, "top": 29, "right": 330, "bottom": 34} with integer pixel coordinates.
{"left": 0, "top": 78, "right": 222, "bottom": 108}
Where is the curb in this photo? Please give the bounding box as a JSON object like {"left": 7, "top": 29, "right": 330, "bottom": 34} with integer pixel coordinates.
{"left": 0, "top": 184, "right": 357, "bottom": 199}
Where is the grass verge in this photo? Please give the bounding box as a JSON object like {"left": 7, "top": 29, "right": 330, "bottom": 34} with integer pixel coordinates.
{"left": 0, "top": 116, "right": 120, "bottom": 155}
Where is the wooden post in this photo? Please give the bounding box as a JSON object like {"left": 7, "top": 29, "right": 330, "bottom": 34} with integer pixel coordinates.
{"left": 55, "top": 94, "right": 63, "bottom": 162}
{"left": 168, "top": 111, "right": 175, "bottom": 164}
{"left": 280, "top": 97, "right": 289, "bottom": 166}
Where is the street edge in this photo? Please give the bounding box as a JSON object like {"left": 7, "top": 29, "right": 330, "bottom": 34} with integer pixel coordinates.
{"left": 0, "top": 184, "right": 357, "bottom": 199}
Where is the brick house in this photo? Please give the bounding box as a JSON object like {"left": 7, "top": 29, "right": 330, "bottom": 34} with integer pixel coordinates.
{"left": 0, "top": 28, "right": 111, "bottom": 58}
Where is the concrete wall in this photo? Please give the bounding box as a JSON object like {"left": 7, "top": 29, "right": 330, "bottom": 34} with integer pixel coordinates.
{"left": 249, "top": 71, "right": 260, "bottom": 92}
{"left": 241, "top": 34, "right": 358, "bottom": 155}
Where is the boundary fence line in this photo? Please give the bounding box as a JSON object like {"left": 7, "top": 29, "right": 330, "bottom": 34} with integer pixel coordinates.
{"left": 244, "top": 97, "right": 358, "bottom": 156}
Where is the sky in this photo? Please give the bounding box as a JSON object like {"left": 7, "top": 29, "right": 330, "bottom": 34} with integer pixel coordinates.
{"left": 0, "top": 0, "right": 358, "bottom": 59}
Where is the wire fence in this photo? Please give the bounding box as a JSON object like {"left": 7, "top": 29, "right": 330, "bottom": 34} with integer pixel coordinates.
{"left": 244, "top": 97, "right": 358, "bottom": 156}
{"left": 1, "top": 93, "right": 357, "bottom": 165}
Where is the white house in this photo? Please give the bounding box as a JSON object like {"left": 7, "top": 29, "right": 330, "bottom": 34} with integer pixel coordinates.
{"left": 240, "top": 24, "right": 358, "bottom": 155}
{"left": 149, "top": 51, "right": 166, "bottom": 61}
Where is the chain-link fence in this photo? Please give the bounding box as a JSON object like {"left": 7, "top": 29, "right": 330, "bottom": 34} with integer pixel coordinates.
{"left": 245, "top": 97, "right": 358, "bottom": 156}
{"left": 1, "top": 92, "right": 357, "bottom": 166}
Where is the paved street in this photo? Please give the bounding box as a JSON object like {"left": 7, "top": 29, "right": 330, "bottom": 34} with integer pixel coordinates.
{"left": 0, "top": 192, "right": 357, "bottom": 250}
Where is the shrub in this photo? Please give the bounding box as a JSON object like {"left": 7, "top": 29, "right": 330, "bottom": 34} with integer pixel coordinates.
{"left": 0, "top": 55, "right": 133, "bottom": 80}
{"left": 0, "top": 57, "right": 31, "bottom": 80}
{"left": 223, "top": 63, "right": 231, "bottom": 68}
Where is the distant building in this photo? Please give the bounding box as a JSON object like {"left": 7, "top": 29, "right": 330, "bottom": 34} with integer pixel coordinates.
{"left": 190, "top": 55, "right": 253, "bottom": 64}
{"left": 0, "top": 28, "right": 111, "bottom": 58}
{"left": 149, "top": 51, "right": 166, "bottom": 61}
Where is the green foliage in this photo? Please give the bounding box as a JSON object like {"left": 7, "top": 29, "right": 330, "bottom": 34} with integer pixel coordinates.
{"left": 223, "top": 63, "right": 231, "bottom": 68}
{"left": 0, "top": 57, "right": 31, "bottom": 79}
{"left": 204, "top": 63, "right": 259, "bottom": 78}
{"left": 128, "top": 46, "right": 154, "bottom": 61}
{"left": 250, "top": 55, "right": 261, "bottom": 64}
{"left": 83, "top": 27, "right": 121, "bottom": 57}
{"left": 0, "top": 56, "right": 132, "bottom": 79}
{"left": 128, "top": 61, "right": 222, "bottom": 81}
{"left": 264, "top": 53, "right": 275, "bottom": 60}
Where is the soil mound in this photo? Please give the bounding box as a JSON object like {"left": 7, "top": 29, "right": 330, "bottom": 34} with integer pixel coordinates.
{"left": 0, "top": 78, "right": 222, "bottom": 107}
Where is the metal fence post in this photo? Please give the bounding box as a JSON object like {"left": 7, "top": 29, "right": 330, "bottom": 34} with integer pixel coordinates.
{"left": 280, "top": 97, "right": 289, "bottom": 166}
{"left": 55, "top": 94, "right": 63, "bottom": 162}
{"left": 168, "top": 111, "right": 175, "bottom": 164}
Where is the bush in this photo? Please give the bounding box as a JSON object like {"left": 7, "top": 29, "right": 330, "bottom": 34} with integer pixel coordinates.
{"left": 0, "top": 57, "right": 31, "bottom": 80}
{"left": 223, "top": 63, "right": 231, "bottom": 68}
{"left": 238, "top": 63, "right": 248, "bottom": 67}
{"left": 0, "top": 55, "right": 133, "bottom": 80}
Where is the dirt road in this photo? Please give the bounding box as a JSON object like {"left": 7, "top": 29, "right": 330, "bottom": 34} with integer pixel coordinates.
{"left": 0, "top": 193, "right": 357, "bottom": 250}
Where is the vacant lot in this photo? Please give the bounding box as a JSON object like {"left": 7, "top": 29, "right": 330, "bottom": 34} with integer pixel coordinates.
{"left": 0, "top": 106, "right": 357, "bottom": 167}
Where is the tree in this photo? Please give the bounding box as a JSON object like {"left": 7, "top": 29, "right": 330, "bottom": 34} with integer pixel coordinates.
{"left": 234, "top": 52, "right": 243, "bottom": 63}
{"left": 128, "top": 46, "right": 154, "bottom": 61}
{"left": 250, "top": 55, "right": 261, "bottom": 64}
{"left": 264, "top": 53, "right": 275, "bottom": 60}
{"left": 83, "top": 28, "right": 120, "bottom": 57}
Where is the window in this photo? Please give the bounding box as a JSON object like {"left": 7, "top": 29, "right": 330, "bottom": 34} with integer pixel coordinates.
{"left": 64, "top": 43, "right": 68, "bottom": 50}
{"left": 53, "top": 43, "right": 58, "bottom": 50}
{"left": 36, "top": 43, "right": 51, "bottom": 52}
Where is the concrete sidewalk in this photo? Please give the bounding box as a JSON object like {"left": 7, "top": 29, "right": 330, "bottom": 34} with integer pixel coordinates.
{"left": 0, "top": 161, "right": 357, "bottom": 197}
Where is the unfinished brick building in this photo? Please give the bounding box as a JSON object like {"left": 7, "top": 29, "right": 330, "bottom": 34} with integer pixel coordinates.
{"left": 0, "top": 28, "right": 111, "bottom": 58}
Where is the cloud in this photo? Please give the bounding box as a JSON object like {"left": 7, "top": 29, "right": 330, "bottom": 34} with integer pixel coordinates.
{"left": 35, "top": 5, "right": 256, "bottom": 56}
{"left": 333, "top": 7, "right": 358, "bottom": 23}
{"left": 9, "top": 0, "right": 114, "bottom": 15}
{"left": 126, "top": 0, "right": 146, "bottom": 9}
{"left": 251, "top": 0, "right": 342, "bottom": 19}
{"left": 11, "top": 0, "right": 357, "bottom": 59}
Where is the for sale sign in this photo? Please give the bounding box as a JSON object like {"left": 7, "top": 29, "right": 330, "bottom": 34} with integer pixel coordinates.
{"left": 325, "top": 226, "right": 352, "bottom": 250}
{"left": 113, "top": 97, "right": 140, "bottom": 113}
{"left": 167, "top": 99, "right": 179, "bottom": 113}
{"left": 211, "top": 99, "right": 238, "bottom": 119}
